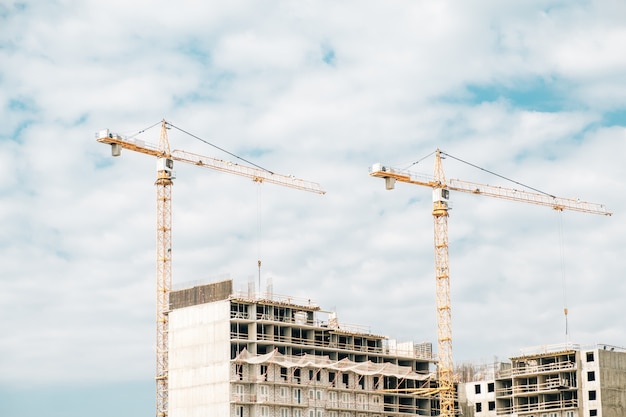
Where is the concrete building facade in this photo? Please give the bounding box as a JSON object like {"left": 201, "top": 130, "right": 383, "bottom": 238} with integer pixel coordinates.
{"left": 167, "top": 279, "right": 439, "bottom": 417}
{"left": 460, "top": 343, "right": 626, "bottom": 417}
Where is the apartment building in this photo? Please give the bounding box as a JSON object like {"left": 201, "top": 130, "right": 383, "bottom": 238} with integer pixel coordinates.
{"left": 167, "top": 279, "right": 440, "bottom": 417}
{"left": 460, "top": 343, "right": 626, "bottom": 417}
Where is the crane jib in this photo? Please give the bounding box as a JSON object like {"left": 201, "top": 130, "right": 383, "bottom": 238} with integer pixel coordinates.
{"left": 369, "top": 163, "right": 611, "bottom": 216}
{"left": 96, "top": 130, "right": 325, "bottom": 195}
{"left": 96, "top": 122, "right": 326, "bottom": 417}
{"left": 370, "top": 154, "right": 611, "bottom": 417}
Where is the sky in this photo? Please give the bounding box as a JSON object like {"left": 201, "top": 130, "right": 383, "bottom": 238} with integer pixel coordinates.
{"left": 1, "top": 0, "right": 625, "bottom": 416}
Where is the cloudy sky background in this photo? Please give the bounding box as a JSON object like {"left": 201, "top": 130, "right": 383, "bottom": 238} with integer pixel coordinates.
{"left": 1, "top": 0, "right": 625, "bottom": 416}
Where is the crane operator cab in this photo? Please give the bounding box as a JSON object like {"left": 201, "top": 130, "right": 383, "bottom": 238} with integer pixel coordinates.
{"left": 157, "top": 157, "right": 176, "bottom": 180}
{"left": 433, "top": 188, "right": 451, "bottom": 213}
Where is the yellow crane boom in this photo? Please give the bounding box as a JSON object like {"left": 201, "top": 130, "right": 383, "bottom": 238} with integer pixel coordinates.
{"left": 370, "top": 149, "right": 611, "bottom": 417}
{"left": 98, "top": 130, "right": 326, "bottom": 194}
{"left": 370, "top": 162, "right": 611, "bottom": 216}
{"left": 97, "top": 120, "right": 325, "bottom": 417}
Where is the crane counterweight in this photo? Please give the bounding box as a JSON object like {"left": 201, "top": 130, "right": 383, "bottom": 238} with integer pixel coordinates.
{"left": 97, "top": 120, "right": 324, "bottom": 417}
{"left": 370, "top": 149, "right": 611, "bottom": 417}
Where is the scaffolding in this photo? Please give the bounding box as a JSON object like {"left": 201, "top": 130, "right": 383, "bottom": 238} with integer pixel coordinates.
{"left": 231, "top": 349, "right": 436, "bottom": 415}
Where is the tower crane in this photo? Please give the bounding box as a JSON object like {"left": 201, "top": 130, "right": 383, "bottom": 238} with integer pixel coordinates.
{"left": 96, "top": 120, "right": 325, "bottom": 417}
{"left": 370, "top": 149, "right": 611, "bottom": 417}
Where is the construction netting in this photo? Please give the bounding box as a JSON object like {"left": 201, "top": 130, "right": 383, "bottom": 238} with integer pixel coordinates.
{"left": 234, "top": 348, "right": 432, "bottom": 381}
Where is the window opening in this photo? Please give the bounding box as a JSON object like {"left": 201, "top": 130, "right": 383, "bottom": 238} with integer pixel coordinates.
{"left": 329, "top": 371, "right": 336, "bottom": 386}
{"left": 293, "top": 388, "right": 302, "bottom": 404}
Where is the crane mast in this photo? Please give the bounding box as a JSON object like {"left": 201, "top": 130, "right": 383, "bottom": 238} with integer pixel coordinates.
{"left": 96, "top": 120, "right": 324, "bottom": 417}
{"left": 370, "top": 149, "right": 611, "bottom": 417}
{"left": 155, "top": 121, "right": 173, "bottom": 417}
{"left": 431, "top": 150, "right": 454, "bottom": 417}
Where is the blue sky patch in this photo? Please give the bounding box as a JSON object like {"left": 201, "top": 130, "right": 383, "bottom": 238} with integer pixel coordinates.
{"left": 438, "top": 76, "right": 576, "bottom": 113}
{"left": 6, "top": 119, "right": 34, "bottom": 142}
{"left": 73, "top": 113, "right": 89, "bottom": 126}
{"left": 602, "top": 109, "right": 626, "bottom": 127}
{"left": 321, "top": 43, "right": 336, "bottom": 66}
{"left": 241, "top": 147, "right": 272, "bottom": 159}
{"left": 0, "top": 2, "right": 27, "bottom": 19}
{"left": 407, "top": 196, "right": 424, "bottom": 206}
{"left": 464, "top": 77, "right": 570, "bottom": 112}
{"left": 0, "top": 380, "right": 153, "bottom": 417}
{"left": 178, "top": 38, "right": 211, "bottom": 66}
{"left": 9, "top": 96, "right": 38, "bottom": 112}
{"left": 93, "top": 154, "right": 115, "bottom": 169}
{"left": 172, "top": 72, "right": 234, "bottom": 107}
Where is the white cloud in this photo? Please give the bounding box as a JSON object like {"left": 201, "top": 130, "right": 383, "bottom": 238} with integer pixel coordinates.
{"left": 1, "top": 3, "right": 625, "bottom": 414}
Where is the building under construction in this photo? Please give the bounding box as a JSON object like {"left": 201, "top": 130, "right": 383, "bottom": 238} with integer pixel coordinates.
{"left": 458, "top": 343, "right": 626, "bottom": 417}
{"left": 167, "top": 278, "right": 442, "bottom": 416}
{"left": 96, "top": 125, "right": 616, "bottom": 417}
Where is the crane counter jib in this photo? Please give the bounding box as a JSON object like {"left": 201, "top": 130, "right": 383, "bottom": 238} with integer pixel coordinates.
{"left": 96, "top": 129, "right": 326, "bottom": 195}
{"left": 369, "top": 163, "right": 612, "bottom": 216}
{"left": 95, "top": 121, "right": 325, "bottom": 417}
{"left": 369, "top": 151, "right": 612, "bottom": 417}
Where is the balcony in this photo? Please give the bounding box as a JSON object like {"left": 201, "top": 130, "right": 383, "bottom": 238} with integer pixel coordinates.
{"left": 512, "top": 398, "right": 578, "bottom": 413}
{"left": 499, "top": 360, "right": 576, "bottom": 377}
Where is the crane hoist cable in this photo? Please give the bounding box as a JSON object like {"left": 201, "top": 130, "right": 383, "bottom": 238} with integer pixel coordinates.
{"left": 125, "top": 120, "right": 163, "bottom": 139}
{"left": 370, "top": 149, "right": 611, "bottom": 417}
{"left": 404, "top": 150, "right": 437, "bottom": 170}
{"left": 432, "top": 151, "right": 576, "bottom": 340}
{"left": 257, "top": 181, "right": 263, "bottom": 292}
{"left": 441, "top": 151, "right": 555, "bottom": 197}
{"left": 445, "top": 151, "right": 574, "bottom": 341}
{"left": 96, "top": 120, "right": 325, "bottom": 417}
{"left": 557, "top": 210, "right": 570, "bottom": 340}
{"left": 166, "top": 121, "right": 273, "bottom": 174}
{"left": 120, "top": 120, "right": 275, "bottom": 176}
